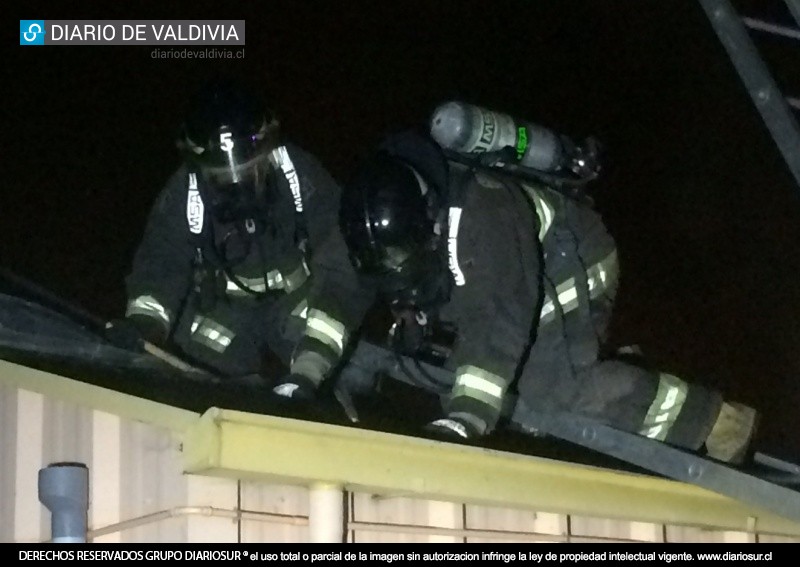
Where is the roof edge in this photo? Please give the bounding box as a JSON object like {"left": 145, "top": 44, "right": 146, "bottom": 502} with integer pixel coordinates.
{"left": 183, "top": 408, "right": 800, "bottom": 537}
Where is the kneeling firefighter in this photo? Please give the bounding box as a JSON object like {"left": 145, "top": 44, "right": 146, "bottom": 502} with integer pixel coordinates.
{"left": 107, "top": 79, "right": 342, "bottom": 378}
{"left": 274, "top": 101, "right": 758, "bottom": 464}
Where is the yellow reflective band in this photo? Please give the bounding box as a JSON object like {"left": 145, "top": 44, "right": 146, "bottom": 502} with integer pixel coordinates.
{"left": 290, "top": 351, "right": 331, "bottom": 386}
{"left": 586, "top": 250, "right": 618, "bottom": 299}
{"left": 521, "top": 184, "right": 554, "bottom": 240}
{"left": 642, "top": 424, "right": 664, "bottom": 439}
{"left": 452, "top": 366, "right": 507, "bottom": 410}
{"left": 539, "top": 250, "right": 619, "bottom": 325}
{"left": 305, "top": 309, "right": 346, "bottom": 355}
{"left": 540, "top": 278, "right": 576, "bottom": 318}
{"left": 555, "top": 287, "right": 579, "bottom": 312}
{"left": 282, "top": 261, "right": 310, "bottom": 292}
{"left": 455, "top": 373, "right": 504, "bottom": 398}
{"left": 639, "top": 373, "right": 689, "bottom": 441}
{"left": 202, "top": 328, "right": 232, "bottom": 347}
{"left": 125, "top": 295, "right": 171, "bottom": 326}
{"left": 537, "top": 198, "right": 554, "bottom": 241}
{"left": 290, "top": 299, "right": 309, "bottom": 319}
{"left": 224, "top": 263, "right": 320, "bottom": 296}
{"left": 267, "top": 270, "right": 284, "bottom": 290}
{"left": 226, "top": 276, "right": 268, "bottom": 295}
{"left": 190, "top": 316, "right": 235, "bottom": 353}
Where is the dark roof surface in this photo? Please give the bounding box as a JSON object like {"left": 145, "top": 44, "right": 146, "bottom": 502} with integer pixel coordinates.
{"left": 0, "top": 286, "right": 654, "bottom": 476}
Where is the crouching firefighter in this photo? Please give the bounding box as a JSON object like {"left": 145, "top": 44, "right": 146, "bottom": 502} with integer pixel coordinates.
{"left": 273, "top": 102, "right": 759, "bottom": 465}
{"left": 106, "top": 79, "right": 342, "bottom": 378}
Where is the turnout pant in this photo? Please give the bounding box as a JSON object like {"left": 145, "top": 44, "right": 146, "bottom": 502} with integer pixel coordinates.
{"left": 516, "top": 294, "right": 723, "bottom": 451}
{"left": 170, "top": 288, "right": 308, "bottom": 378}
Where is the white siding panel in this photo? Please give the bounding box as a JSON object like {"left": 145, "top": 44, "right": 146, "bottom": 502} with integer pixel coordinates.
{"left": 423, "top": 500, "right": 462, "bottom": 543}
{"left": 90, "top": 410, "right": 121, "bottom": 543}
{"left": 665, "top": 525, "right": 756, "bottom": 543}
{"left": 14, "top": 389, "right": 44, "bottom": 543}
{"left": 42, "top": 397, "right": 93, "bottom": 466}
{"left": 240, "top": 481, "right": 309, "bottom": 543}
{"left": 118, "top": 420, "right": 188, "bottom": 543}
{"left": 89, "top": 421, "right": 236, "bottom": 543}
{"left": 465, "top": 505, "right": 567, "bottom": 543}
{"left": 569, "top": 515, "right": 664, "bottom": 543}
{"left": 759, "top": 534, "right": 800, "bottom": 543}
{"left": 0, "top": 383, "right": 18, "bottom": 543}
{"left": 185, "top": 475, "right": 239, "bottom": 542}
{"left": 350, "top": 494, "right": 463, "bottom": 543}
{"left": 39, "top": 397, "right": 93, "bottom": 543}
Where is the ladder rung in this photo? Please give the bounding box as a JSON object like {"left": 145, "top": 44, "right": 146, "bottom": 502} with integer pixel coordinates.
{"left": 742, "top": 16, "right": 800, "bottom": 40}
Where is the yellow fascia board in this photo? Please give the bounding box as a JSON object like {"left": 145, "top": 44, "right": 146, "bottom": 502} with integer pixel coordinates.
{"left": 0, "top": 358, "right": 198, "bottom": 433}
{"left": 4, "top": 357, "right": 799, "bottom": 537}
{"left": 184, "top": 407, "right": 800, "bottom": 537}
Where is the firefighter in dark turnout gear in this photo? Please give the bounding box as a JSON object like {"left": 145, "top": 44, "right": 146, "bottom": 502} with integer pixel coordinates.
{"left": 275, "top": 125, "right": 758, "bottom": 464}
{"left": 108, "top": 80, "right": 342, "bottom": 378}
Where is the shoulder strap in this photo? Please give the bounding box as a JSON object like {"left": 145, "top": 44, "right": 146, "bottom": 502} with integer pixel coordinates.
{"left": 271, "top": 146, "right": 310, "bottom": 253}
{"left": 442, "top": 162, "right": 476, "bottom": 287}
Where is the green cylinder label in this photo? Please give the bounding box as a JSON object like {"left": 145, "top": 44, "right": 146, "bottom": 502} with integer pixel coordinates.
{"left": 516, "top": 126, "right": 528, "bottom": 161}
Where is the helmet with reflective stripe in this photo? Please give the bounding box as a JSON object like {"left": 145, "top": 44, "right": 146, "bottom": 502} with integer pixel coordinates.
{"left": 178, "top": 79, "right": 281, "bottom": 222}
{"left": 340, "top": 151, "right": 447, "bottom": 307}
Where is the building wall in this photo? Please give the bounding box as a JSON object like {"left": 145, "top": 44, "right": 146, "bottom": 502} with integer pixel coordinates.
{"left": 1, "top": 381, "right": 797, "bottom": 543}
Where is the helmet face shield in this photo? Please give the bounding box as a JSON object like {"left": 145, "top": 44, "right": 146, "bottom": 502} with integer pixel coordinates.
{"left": 359, "top": 246, "right": 448, "bottom": 312}
{"left": 198, "top": 146, "right": 277, "bottom": 223}
{"left": 381, "top": 246, "right": 413, "bottom": 272}
{"left": 200, "top": 142, "right": 272, "bottom": 187}
{"left": 179, "top": 80, "right": 281, "bottom": 223}
{"left": 340, "top": 174, "right": 433, "bottom": 276}
{"left": 340, "top": 153, "right": 447, "bottom": 308}
{"left": 343, "top": 228, "right": 425, "bottom": 277}
{"left": 341, "top": 204, "right": 422, "bottom": 276}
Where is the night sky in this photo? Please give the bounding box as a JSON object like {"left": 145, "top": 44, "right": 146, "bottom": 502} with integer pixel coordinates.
{"left": 4, "top": 1, "right": 800, "bottom": 459}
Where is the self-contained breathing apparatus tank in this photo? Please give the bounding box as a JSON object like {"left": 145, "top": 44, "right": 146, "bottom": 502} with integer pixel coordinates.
{"left": 429, "top": 101, "right": 601, "bottom": 190}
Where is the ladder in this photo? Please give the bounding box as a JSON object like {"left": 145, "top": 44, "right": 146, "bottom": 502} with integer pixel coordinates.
{"left": 699, "top": 0, "right": 800, "bottom": 192}
{"left": 342, "top": 340, "right": 800, "bottom": 525}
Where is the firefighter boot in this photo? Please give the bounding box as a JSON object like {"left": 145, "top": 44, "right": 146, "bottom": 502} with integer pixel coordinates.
{"left": 704, "top": 402, "right": 759, "bottom": 465}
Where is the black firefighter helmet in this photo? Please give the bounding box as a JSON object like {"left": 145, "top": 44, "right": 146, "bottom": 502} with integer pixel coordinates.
{"left": 178, "top": 79, "right": 281, "bottom": 223}
{"left": 340, "top": 152, "right": 449, "bottom": 309}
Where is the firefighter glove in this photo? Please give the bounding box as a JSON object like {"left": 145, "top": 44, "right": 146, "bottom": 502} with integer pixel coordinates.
{"left": 105, "top": 316, "right": 166, "bottom": 352}
{"left": 272, "top": 372, "right": 318, "bottom": 401}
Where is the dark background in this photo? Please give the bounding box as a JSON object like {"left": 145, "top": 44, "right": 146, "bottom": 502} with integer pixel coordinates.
{"left": 4, "top": 1, "right": 800, "bottom": 459}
